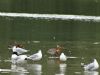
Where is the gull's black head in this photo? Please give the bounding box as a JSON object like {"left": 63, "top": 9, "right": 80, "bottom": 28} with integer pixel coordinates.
{"left": 13, "top": 52, "right": 19, "bottom": 56}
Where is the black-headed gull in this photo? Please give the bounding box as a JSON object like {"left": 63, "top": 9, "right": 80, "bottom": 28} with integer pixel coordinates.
{"left": 11, "top": 50, "right": 42, "bottom": 64}
{"left": 12, "top": 45, "right": 29, "bottom": 55}
{"left": 59, "top": 53, "right": 67, "bottom": 61}
{"left": 11, "top": 52, "right": 28, "bottom": 64}
{"left": 81, "top": 59, "right": 99, "bottom": 71}
{"left": 27, "top": 50, "right": 42, "bottom": 61}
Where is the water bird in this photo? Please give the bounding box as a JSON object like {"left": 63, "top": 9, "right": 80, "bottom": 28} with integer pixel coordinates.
{"left": 11, "top": 45, "right": 29, "bottom": 55}
{"left": 59, "top": 53, "right": 67, "bottom": 62}
{"left": 27, "top": 50, "right": 42, "bottom": 61}
{"left": 47, "top": 45, "right": 63, "bottom": 56}
{"left": 11, "top": 50, "right": 42, "bottom": 64}
{"left": 81, "top": 59, "right": 99, "bottom": 71}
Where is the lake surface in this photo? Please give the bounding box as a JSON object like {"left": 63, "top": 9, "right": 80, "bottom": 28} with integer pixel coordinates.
{"left": 0, "top": 0, "right": 100, "bottom": 75}
{"left": 0, "top": 41, "right": 100, "bottom": 75}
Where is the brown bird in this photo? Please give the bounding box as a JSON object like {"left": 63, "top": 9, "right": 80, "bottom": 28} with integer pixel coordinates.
{"left": 47, "top": 45, "right": 63, "bottom": 56}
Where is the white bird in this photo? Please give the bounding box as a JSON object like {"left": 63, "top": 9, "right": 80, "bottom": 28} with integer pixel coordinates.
{"left": 11, "top": 50, "right": 42, "bottom": 64}
{"left": 59, "top": 53, "right": 67, "bottom": 61}
{"left": 82, "top": 59, "right": 99, "bottom": 71}
{"left": 11, "top": 52, "right": 28, "bottom": 64}
{"left": 27, "top": 50, "right": 42, "bottom": 61}
{"left": 12, "top": 46, "right": 29, "bottom": 55}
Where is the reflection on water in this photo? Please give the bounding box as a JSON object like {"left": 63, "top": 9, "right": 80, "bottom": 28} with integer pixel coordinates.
{"left": 0, "top": 1, "right": 99, "bottom": 75}
{"left": 0, "top": 63, "right": 43, "bottom": 75}
{"left": 59, "top": 63, "right": 67, "bottom": 74}
{"left": 55, "top": 63, "right": 67, "bottom": 75}
{"left": 27, "top": 64, "right": 42, "bottom": 75}
{"left": 84, "top": 71, "right": 99, "bottom": 75}
{"left": 11, "top": 64, "right": 28, "bottom": 73}
{"left": 0, "top": 41, "right": 100, "bottom": 75}
{"left": 0, "top": 68, "right": 11, "bottom": 73}
{"left": 47, "top": 59, "right": 57, "bottom": 65}
{"left": 0, "top": 64, "right": 29, "bottom": 75}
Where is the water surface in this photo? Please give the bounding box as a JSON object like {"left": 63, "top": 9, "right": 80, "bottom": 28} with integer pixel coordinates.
{"left": 0, "top": 0, "right": 100, "bottom": 75}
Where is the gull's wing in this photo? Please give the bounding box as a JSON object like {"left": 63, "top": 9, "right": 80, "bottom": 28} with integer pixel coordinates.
{"left": 84, "top": 62, "right": 94, "bottom": 70}
{"left": 28, "top": 53, "right": 39, "bottom": 60}
{"left": 15, "top": 47, "right": 29, "bottom": 54}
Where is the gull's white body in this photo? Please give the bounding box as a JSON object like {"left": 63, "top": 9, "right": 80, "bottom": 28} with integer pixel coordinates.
{"left": 12, "top": 46, "right": 29, "bottom": 55}
{"left": 11, "top": 50, "right": 42, "bottom": 64}
{"left": 60, "top": 53, "right": 67, "bottom": 61}
{"left": 11, "top": 54, "right": 27, "bottom": 64}
{"left": 83, "top": 59, "right": 99, "bottom": 71}
{"left": 27, "top": 50, "right": 42, "bottom": 61}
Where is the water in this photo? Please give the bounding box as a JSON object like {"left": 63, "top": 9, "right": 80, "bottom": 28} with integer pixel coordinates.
{"left": 0, "top": 0, "right": 100, "bottom": 75}
{"left": 0, "top": 41, "right": 100, "bottom": 75}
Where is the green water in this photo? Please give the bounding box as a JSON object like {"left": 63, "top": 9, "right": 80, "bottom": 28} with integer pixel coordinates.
{"left": 0, "top": 0, "right": 100, "bottom": 75}
{"left": 0, "top": 18, "right": 100, "bottom": 41}
{"left": 0, "top": 41, "right": 100, "bottom": 75}
{"left": 0, "top": 0, "right": 100, "bottom": 16}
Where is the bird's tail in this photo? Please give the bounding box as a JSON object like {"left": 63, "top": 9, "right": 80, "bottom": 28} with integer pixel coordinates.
{"left": 27, "top": 50, "right": 42, "bottom": 61}
{"left": 27, "top": 54, "right": 36, "bottom": 60}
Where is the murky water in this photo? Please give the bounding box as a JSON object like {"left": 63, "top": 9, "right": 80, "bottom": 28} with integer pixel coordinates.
{"left": 0, "top": 0, "right": 100, "bottom": 75}
{"left": 0, "top": 41, "right": 100, "bottom": 75}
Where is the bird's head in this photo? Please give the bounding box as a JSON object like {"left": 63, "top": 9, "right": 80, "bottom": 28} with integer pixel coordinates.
{"left": 13, "top": 52, "right": 19, "bottom": 56}
{"left": 38, "top": 50, "right": 42, "bottom": 53}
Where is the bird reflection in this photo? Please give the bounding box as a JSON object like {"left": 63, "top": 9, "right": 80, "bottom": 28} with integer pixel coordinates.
{"left": 55, "top": 63, "right": 67, "bottom": 75}
{"left": 11, "top": 64, "right": 29, "bottom": 75}
{"left": 84, "top": 71, "right": 99, "bottom": 75}
{"left": 27, "top": 64, "right": 42, "bottom": 75}
{"left": 59, "top": 63, "right": 67, "bottom": 74}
